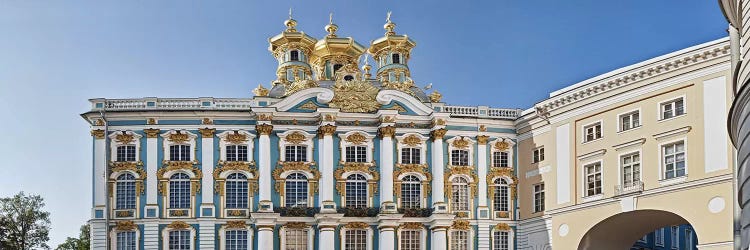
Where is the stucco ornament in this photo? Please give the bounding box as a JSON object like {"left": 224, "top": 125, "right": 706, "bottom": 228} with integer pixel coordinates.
{"left": 328, "top": 80, "right": 381, "bottom": 113}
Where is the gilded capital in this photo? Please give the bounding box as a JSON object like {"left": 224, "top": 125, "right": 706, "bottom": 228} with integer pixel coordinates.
{"left": 476, "top": 135, "right": 489, "bottom": 144}
{"left": 318, "top": 125, "right": 337, "bottom": 137}
{"left": 378, "top": 126, "right": 396, "bottom": 138}
{"left": 143, "top": 128, "right": 160, "bottom": 138}
{"left": 199, "top": 128, "right": 215, "bottom": 138}
{"left": 90, "top": 129, "right": 105, "bottom": 139}
{"left": 431, "top": 128, "right": 447, "bottom": 140}
{"left": 255, "top": 124, "right": 274, "bottom": 135}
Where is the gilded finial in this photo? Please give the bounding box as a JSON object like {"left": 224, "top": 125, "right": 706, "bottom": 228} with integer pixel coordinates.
{"left": 384, "top": 11, "right": 396, "bottom": 36}
{"left": 284, "top": 8, "right": 297, "bottom": 32}
{"left": 362, "top": 54, "right": 372, "bottom": 79}
{"left": 429, "top": 91, "right": 442, "bottom": 103}
{"left": 325, "top": 12, "right": 338, "bottom": 38}
{"left": 253, "top": 83, "right": 269, "bottom": 97}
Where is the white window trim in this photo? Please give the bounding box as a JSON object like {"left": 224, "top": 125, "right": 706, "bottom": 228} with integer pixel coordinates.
{"left": 617, "top": 149, "right": 643, "bottom": 187}
{"left": 338, "top": 131, "right": 375, "bottom": 164}
{"left": 161, "top": 226, "right": 196, "bottom": 250}
{"left": 448, "top": 228, "right": 474, "bottom": 250}
{"left": 340, "top": 227, "right": 374, "bottom": 250}
{"left": 657, "top": 95, "right": 687, "bottom": 122}
{"left": 447, "top": 175, "right": 475, "bottom": 216}
{"left": 395, "top": 133, "right": 429, "bottom": 165}
{"left": 279, "top": 170, "right": 316, "bottom": 208}
{"left": 532, "top": 146, "right": 545, "bottom": 163}
{"left": 616, "top": 108, "right": 642, "bottom": 133}
{"left": 219, "top": 170, "right": 256, "bottom": 216}
{"left": 489, "top": 176, "right": 513, "bottom": 219}
{"left": 532, "top": 183, "right": 545, "bottom": 213}
{"left": 219, "top": 225, "right": 254, "bottom": 250}
{"left": 161, "top": 130, "right": 198, "bottom": 162}
{"left": 489, "top": 138, "right": 515, "bottom": 168}
{"left": 218, "top": 130, "right": 256, "bottom": 163}
{"left": 446, "top": 136, "right": 475, "bottom": 167}
{"left": 658, "top": 137, "right": 688, "bottom": 185}
{"left": 110, "top": 227, "right": 141, "bottom": 250}
{"left": 490, "top": 227, "right": 514, "bottom": 250}
{"left": 278, "top": 130, "right": 315, "bottom": 163}
{"left": 109, "top": 130, "right": 143, "bottom": 162}
{"left": 395, "top": 172, "right": 428, "bottom": 209}
{"left": 581, "top": 120, "right": 604, "bottom": 144}
{"left": 110, "top": 171, "right": 143, "bottom": 219}
{"left": 655, "top": 228, "right": 665, "bottom": 246}
{"left": 340, "top": 171, "right": 376, "bottom": 208}
{"left": 162, "top": 170, "right": 198, "bottom": 218}
{"left": 280, "top": 225, "right": 315, "bottom": 250}
{"left": 581, "top": 160, "right": 604, "bottom": 202}
{"left": 397, "top": 227, "right": 427, "bottom": 250}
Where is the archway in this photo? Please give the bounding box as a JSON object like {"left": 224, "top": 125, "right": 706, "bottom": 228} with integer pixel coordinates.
{"left": 577, "top": 209, "right": 693, "bottom": 250}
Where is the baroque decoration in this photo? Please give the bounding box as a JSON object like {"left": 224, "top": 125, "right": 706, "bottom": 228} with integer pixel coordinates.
{"left": 214, "top": 161, "right": 258, "bottom": 196}
{"left": 393, "top": 164, "right": 432, "bottom": 198}
{"left": 444, "top": 166, "right": 479, "bottom": 199}
{"left": 115, "top": 221, "right": 137, "bottom": 231}
{"left": 109, "top": 162, "right": 147, "bottom": 196}
{"left": 273, "top": 161, "right": 320, "bottom": 196}
{"left": 487, "top": 168, "right": 518, "bottom": 198}
{"left": 328, "top": 80, "right": 381, "bottom": 113}
{"left": 335, "top": 163, "right": 380, "bottom": 197}
{"left": 157, "top": 161, "right": 203, "bottom": 195}
{"left": 451, "top": 220, "right": 471, "bottom": 230}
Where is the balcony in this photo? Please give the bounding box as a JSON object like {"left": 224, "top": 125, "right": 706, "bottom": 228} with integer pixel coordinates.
{"left": 398, "top": 208, "right": 433, "bottom": 217}
{"left": 615, "top": 181, "right": 644, "bottom": 196}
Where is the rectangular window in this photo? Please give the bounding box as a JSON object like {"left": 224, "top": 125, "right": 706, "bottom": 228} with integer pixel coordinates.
{"left": 533, "top": 147, "right": 544, "bottom": 163}
{"left": 168, "top": 230, "right": 191, "bottom": 250}
{"left": 116, "top": 231, "right": 136, "bottom": 250}
{"left": 225, "top": 230, "right": 248, "bottom": 250}
{"left": 116, "top": 145, "right": 136, "bottom": 162}
{"left": 585, "top": 162, "right": 602, "bottom": 196}
{"left": 533, "top": 183, "right": 545, "bottom": 213}
{"left": 285, "top": 229, "right": 308, "bottom": 250}
{"left": 493, "top": 151, "right": 509, "bottom": 168}
{"left": 401, "top": 148, "right": 421, "bottom": 164}
{"left": 620, "top": 111, "right": 640, "bottom": 131}
{"left": 226, "top": 145, "right": 248, "bottom": 162}
{"left": 285, "top": 145, "right": 307, "bottom": 162}
{"left": 685, "top": 228, "right": 693, "bottom": 249}
{"left": 671, "top": 226, "right": 679, "bottom": 249}
{"left": 345, "top": 146, "right": 367, "bottom": 163}
{"left": 450, "top": 230, "right": 470, "bottom": 250}
{"left": 661, "top": 97, "right": 685, "bottom": 120}
{"left": 451, "top": 150, "right": 469, "bottom": 166}
{"left": 493, "top": 231, "right": 509, "bottom": 250}
{"left": 344, "top": 229, "right": 367, "bottom": 250}
{"left": 169, "top": 145, "right": 191, "bottom": 161}
{"left": 621, "top": 152, "right": 641, "bottom": 187}
{"left": 583, "top": 122, "right": 602, "bottom": 142}
{"left": 400, "top": 230, "right": 421, "bottom": 250}
{"left": 655, "top": 228, "right": 665, "bottom": 246}
{"left": 663, "top": 141, "right": 686, "bottom": 179}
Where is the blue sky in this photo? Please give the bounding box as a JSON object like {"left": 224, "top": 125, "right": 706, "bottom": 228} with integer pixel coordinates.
{"left": 0, "top": 0, "right": 728, "bottom": 246}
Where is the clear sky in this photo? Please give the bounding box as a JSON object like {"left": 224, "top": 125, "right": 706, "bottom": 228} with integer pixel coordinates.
{"left": 0, "top": 0, "right": 728, "bottom": 246}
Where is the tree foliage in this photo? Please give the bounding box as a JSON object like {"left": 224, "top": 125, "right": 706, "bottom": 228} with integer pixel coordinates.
{"left": 0, "top": 192, "right": 51, "bottom": 250}
{"left": 55, "top": 224, "right": 90, "bottom": 250}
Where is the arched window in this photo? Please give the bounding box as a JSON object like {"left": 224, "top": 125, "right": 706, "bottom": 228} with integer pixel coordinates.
{"left": 285, "top": 173, "right": 308, "bottom": 207}
{"left": 116, "top": 173, "right": 136, "bottom": 210}
{"left": 450, "top": 230, "right": 470, "bottom": 250}
{"left": 451, "top": 177, "right": 469, "bottom": 212}
{"left": 451, "top": 149, "right": 469, "bottom": 166}
{"left": 290, "top": 50, "right": 299, "bottom": 61}
{"left": 226, "top": 173, "right": 248, "bottom": 209}
{"left": 169, "top": 173, "right": 191, "bottom": 209}
{"left": 493, "top": 179, "right": 509, "bottom": 212}
{"left": 401, "top": 175, "right": 421, "bottom": 209}
{"left": 345, "top": 174, "right": 368, "bottom": 208}
{"left": 168, "top": 230, "right": 191, "bottom": 250}
{"left": 392, "top": 53, "right": 401, "bottom": 64}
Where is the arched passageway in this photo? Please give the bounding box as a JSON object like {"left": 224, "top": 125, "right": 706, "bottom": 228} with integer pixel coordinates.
{"left": 578, "top": 210, "right": 692, "bottom": 250}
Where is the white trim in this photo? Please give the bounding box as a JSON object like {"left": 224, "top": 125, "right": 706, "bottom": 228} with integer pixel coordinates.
{"left": 446, "top": 136, "right": 476, "bottom": 167}
{"left": 161, "top": 226, "right": 197, "bottom": 250}
{"left": 576, "top": 149, "right": 606, "bottom": 161}
{"left": 270, "top": 87, "right": 335, "bottom": 111}
{"left": 110, "top": 227, "right": 141, "bottom": 250}
{"left": 109, "top": 130, "right": 143, "bottom": 162}
{"left": 656, "top": 95, "right": 687, "bottom": 122}
{"left": 340, "top": 227, "right": 374, "bottom": 250}
{"left": 376, "top": 90, "right": 435, "bottom": 115}
{"left": 278, "top": 130, "right": 315, "bottom": 163}
{"left": 160, "top": 130, "right": 198, "bottom": 162}
{"left": 616, "top": 108, "right": 642, "bottom": 133}
{"left": 395, "top": 133, "right": 429, "bottom": 165}
{"left": 612, "top": 138, "right": 646, "bottom": 151}
{"left": 396, "top": 227, "right": 428, "bottom": 250}
{"left": 581, "top": 120, "right": 603, "bottom": 144}
{"left": 338, "top": 131, "right": 376, "bottom": 164}
{"left": 653, "top": 126, "right": 692, "bottom": 141}
{"left": 490, "top": 225, "right": 515, "bottom": 250}
{"left": 218, "top": 225, "right": 254, "bottom": 250}
{"left": 489, "top": 138, "right": 515, "bottom": 168}
{"left": 447, "top": 228, "right": 474, "bottom": 250}
{"left": 217, "top": 130, "right": 256, "bottom": 162}
{"left": 279, "top": 225, "right": 315, "bottom": 250}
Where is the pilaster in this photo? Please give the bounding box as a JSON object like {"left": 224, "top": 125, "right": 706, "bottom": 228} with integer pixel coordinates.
{"left": 199, "top": 128, "right": 216, "bottom": 218}
{"left": 91, "top": 129, "right": 107, "bottom": 219}
{"left": 318, "top": 110, "right": 338, "bottom": 212}
{"left": 256, "top": 123, "right": 274, "bottom": 211}
{"left": 253, "top": 212, "right": 280, "bottom": 250}
{"left": 316, "top": 213, "right": 344, "bottom": 250}
{"left": 377, "top": 213, "right": 403, "bottom": 250}
{"left": 378, "top": 121, "right": 397, "bottom": 210}
{"left": 430, "top": 125, "right": 447, "bottom": 211}
{"left": 476, "top": 135, "right": 490, "bottom": 219}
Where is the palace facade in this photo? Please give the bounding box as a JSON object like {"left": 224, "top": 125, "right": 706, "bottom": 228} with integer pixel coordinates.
{"left": 83, "top": 13, "right": 737, "bottom": 250}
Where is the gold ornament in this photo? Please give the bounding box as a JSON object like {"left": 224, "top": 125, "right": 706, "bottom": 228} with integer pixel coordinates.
{"left": 401, "top": 134, "right": 422, "bottom": 146}
{"left": 91, "top": 129, "right": 105, "bottom": 139}
{"left": 115, "top": 133, "right": 135, "bottom": 144}
{"left": 255, "top": 124, "right": 274, "bottom": 135}
{"left": 298, "top": 101, "right": 318, "bottom": 111}
{"left": 400, "top": 222, "right": 424, "bottom": 230}
{"left": 199, "top": 128, "right": 215, "bottom": 137}
{"left": 429, "top": 91, "right": 442, "bottom": 103}
{"left": 226, "top": 131, "right": 248, "bottom": 144}
{"left": 344, "top": 222, "right": 369, "bottom": 229}
{"left": 285, "top": 222, "right": 309, "bottom": 229}
{"left": 451, "top": 220, "right": 471, "bottom": 230}
{"left": 284, "top": 132, "right": 307, "bottom": 144}
{"left": 324, "top": 114, "right": 336, "bottom": 121}
{"left": 494, "top": 223, "right": 511, "bottom": 231}
{"left": 476, "top": 135, "right": 489, "bottom": 145}
{"left": 285, "top": 79, "right": 320, "bottom": 96}
{"left": 226, "top": 221, "right": 247, "bottom": 229}
{"left": 202, "top": 118, "right": 213, "bottom": 125}
{"left": 257, "top": 114, "right": 273, "bottom": 121}
{"left": 144, "top": 128, "right": 160, "bottom": 138}
{"left": 378, "top": 126, "right": 396, "bottom": 138}
{"left": 253, "top": 84, "right": 269, "bottom": 97}
{"left": 451, "top": 137, "right": 470, "bottom": 149}
{"left": 318, "top": 125, "right": 337, "bottom": 137}
{"left": 328, "top": 80, "right": 381, "bottom": 113}
{"left": 381, "top": 116, "right": 395, "bottom": 123}
{"left": 168, "top": 131, "right": 190, "bottom": 144}
{"left": 455, "top": 212, "right": 468, "bottom": 218}
{"left": 95, "top": 119, "right": 105, "bottom": 126}
{"left": 115, "top": 221, "right": 137, "bottom": 231}
{"left": 147, "top": 118, "right": 157, "bottom": 125}
{"left": 494, "top": 141, "right": 510, "bottom": 151}
{"left": 479, "top": 125, "right": 487, "bottom": 132}
{"left": 431, "top": 129, "right": 447, "bottom": 140}
{"left": 345, "top": 133, "right": 367, "bottom": 144}
{"left": 432, "top": 119, "right": 446, "bottom": 126}
{"left": 167, "top": 221, "right": 192, "bottom": 229}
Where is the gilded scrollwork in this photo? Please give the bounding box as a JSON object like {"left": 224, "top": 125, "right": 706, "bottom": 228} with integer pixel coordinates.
{"left": 451, "top": 220, "right": 471, "bottom": 230}
{"left": 328, "top": 80, "right": 381, "bottom": 113}
{"left": 168, "top": 132, "right": 190, "bottom": 144}
{"left": 400, "top": 222, "right": 424, "bottom": 230}
{"left": 451, "top": 137, "right": 470, "bottom": 149}
{"left": 334, "top": 163, "right": 379, "bottom": 197}
{"left": 494, "top": 141, "right": 510, "bottom": 151}
{"left": 429, "top": 91, "right": 442, "bottom": 103}
{"left": 487, "top": 168, "right": 518, "bottom": 198}
{"left": 401, "top": 134, "right": 422, "bottom": 146}
{"left": 393, "top": 164, "right": 432, "bottom": 198}
{"left": 255, "top": 124, "right": 274, "bottom": 135}
{"left": 115, "top": 133, "right": 135, "bottom": 144}
{"left": 345, "top": 133, "right": 367, "bottom": 144}
{"left": 284, "top": 132, "right": 307, "bottom": 144}
{"left": 109, "top": 161, "right": 147, "bottom": 195}
{"left": 198, "top": 128, "right": 215, "bottom": 138}
{"left": 285, "top": 222, "right": 309, "bottom": 229}
{"left": 494, "top": 223, "right": 511, "bottom": 231}
{"left": 430, "top": 129, "right": 447, "bottom": 140}
{"left": 378, "top": 126, "right": 396, "bottom": 138}
{"left": 476, "top": 135, "right": 489, "bottom": 145}
{"left": 157, "top": 161, "right": 202, "bottom": 195}
{"left": 273, "top": 161, "right": 320, "bottom": 196}
{"left": 143, "top": 128, "right": 160, "bottom": 138}
{"left": 344, "top": 222, "right": 370, "bottom": 229}
{"left": 444, "top": 166, "right": 478, "bottom": 200}
{"left": 225, "top": 131, "right": 248, "bottom": 144}
{"left": 317, "top": 125, "right": 337, "bottom": 137}
{"left": 213, "top": 161, "right": 258, "bottom": 196}
{"left": 225, "top": 221, "right": 247, "bottom": 229}
{"left": 167, "top": 221, "right": 192, "bottom": 229}
{"left": 115, "top": 221, "right": 137, "bottom": 231}
{"left": 91, "top": 129, "right": 105, "bottom": 139}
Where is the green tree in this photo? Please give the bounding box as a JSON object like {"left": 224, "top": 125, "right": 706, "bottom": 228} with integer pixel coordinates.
{"left": 0, "top": 192, "right": 51, "bottom": 250}
{"left": 55, "top": 224, "right": 90, "bottom": 250}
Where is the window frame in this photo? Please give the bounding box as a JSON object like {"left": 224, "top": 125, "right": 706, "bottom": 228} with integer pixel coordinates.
{"left": 582, "top": 120, "right": 603, "bottom": 143}
{"left": 284, "top": 172, "right": 310, "bottom": 208}
{"left": 448, "top": 229, "right": 472, "bottom": 250}
{"left": 225, "top": 173, "right": 249, "bottom": 209}
{"left": 111, "top": 229, "right": 140, "bottom": 250}
{"left": 162, "top": 228, "right": 195, "bottom": 250}
{"left": 670, "top": 225, "right": 679, "bottom": 249}
{"left": 532, "top": 147, "right": 545, "bottom": 163}
{"left": 659, "top": 138, "right": 688, "bottom": 182}
{"left": 396, "top": 133, "right": 428, "bottom": 165}
{"left": 218, "top": 223, "right": 254, "bottom": 250}
{"left": 582, "top": 161, "right": 603, "bottom": 198}
{"left": 490, "top": 138, "right": 515, "bottom": 169}
{"left": 218, "top": 130, "right": 255, "bottom": 163}
{"left": 658, "top": 96, "right": 687, "bottom": 121}
{"left": 655, "top": 228, "right": 665, "bottom": 246}
{"left": 109, "top": 131, "right": 142, "bottom": 163}
{"left": 338, "top": 131, "right": 375, "bottom": 165}
{"left": 491, "top": 178, "right": 511, "bottom": 214}
{"left": 617, "top": 109, "right": 641, "bottom": 132}
{"left": 618, "top": 150, "right": 642, "bottom": 188}
{"left": 449, "top": 176, "right": 471, "bottom": 214}
{"left": 447, "top": 136, "right": 475, "bottom": 167}
{"left": 280, "top": 224, "right": 314, "bottom": 250}
{"left": 533, "top": 183, "right": 545, "bottom": 213}
{"left": 344, "top": 173, "right": 369, "bottom": 209}
{"left": 397, "top": 227, "right": 427, "bottom": 250}
{"left": 490, "top": 228, "right": 513, "bottom": 250}
{"left": 399, "top": 175, "right": 423, "bottom": 209}
{"left": 340, "top": 227, "right": 373, "bottom": 250}
{"left": 161, "top": 130, "right": 197, "bottom": 162}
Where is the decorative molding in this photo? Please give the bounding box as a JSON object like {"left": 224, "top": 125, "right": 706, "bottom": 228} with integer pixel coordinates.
{"left": 494, "top": 223, "right": 511, "bottom": 231}
{"left": 224, "top": 221, "right": 246, "bottom": 229}
{"left": 445, "top": 166, "right": 478, "bottom": 199}
{"left": 653, "top": 126, "right": 692, "bottom": 140}
{"left": 115, "top": 221, "right": 137, "bottom": 231}
{"left": 109, "top": 162, "right": 147, "bottom": 195}
{"left": 335, "top": 163, "right": 380, "bottom": 197}
{"left": 284, "top": 131, "right": 307, "bottom": 144}
{"left": 91, "top": 129, "right": 105, "bottom": 139}
{"left": 400, "top": 222, "right": 424, "bottom": 230}
{"left": 393, "top": 164, "right": 432, "bottom": 197}
{"left": 402, "top": 134, "right": 422, "bottom": 146}
{"left": 577, "top": 149, "right": 607, "bottom": 161}
{"left": 167, "top": 131, "right": 191, "bottom": 144}
{"left": 198, "top": 128, "right": 215, "bottom": 137}
{"left": 285, "top": 222, "right": 309, "bottom": 229}
{"left": 213, "top": 161, "right": 258, "bottom": 195}
{"left": 612, "top": 138, "right": 646, "bottom": 151}
{"left": 318, "top": 125, "right": 337, "bottom": 137}
{"left": 344, "top": 222, "right": 370, "bottom": 229}
{"left": 255, "top": 124, "right": 274, "bottom": 135}
{"left": 378, "top": 126, "right": 396, "bottom": 138}
{"left": 225, "top": 131, "right": 249, "bottom": 144}
{"left": 273, "top": 161, "right": 320, "bottom": 195}
{"left": 167, "top": 221, "right": 192, "bottom": 229}
{"left": 476, "top": 135, "right": 489, "bottom": 145}
{"left": 487, "top": 168, "right": 518, "bottom": 198}
{"left": 345, "top": 133, "right": 368, "bottom": 145}
{"left": 143, "top": 128, "right": 160, "bottom": 138}
{"left": 202, "top": 118, "right": 213, "bottom": 125}
{"left": 494, "top": 141, "right": 510, "bottom": 151}
{"left": 451, "top": 220, "right": 471, "bottom": 230}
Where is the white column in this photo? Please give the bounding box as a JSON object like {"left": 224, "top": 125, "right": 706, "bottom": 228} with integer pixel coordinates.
{"left": 89, "top": 220, "right": 107, "bottom": 249}
{"left": 200, "top": 129, "right": 215, "bottom": 202}
{"left": 379, "top": 227, "right": 396, "bottom": 250}
{"left": 199, "top": 220, "right": 216, "bottom": 250}
{"left": 477, "top": 136, "right": 489, "bottom": 213}
{"left": 431, "top": 227, "right": 448, "bottom": 250}
{"left": 319, "top": 226, "right": 336, "bottom": 250}
{"left": 92, "top": 130, "right": 107, "bottom": 211}
{"left": 379, "top": 126, "right": 395, "bottom": 205}
{"left": 145, "top": 130, "right": 159, "bottom": 205}
{"left": 257, "top": 124, "right": 273, "bottom": 202}
{"left": 318, "top": 125, "right": 336, "bottom": 209}
{"left": 143, "top": 222, "right": 159, "bottom": 249}
{"left": 258, "top": 226, "right": 274, "bottom": 249}
{"left": 431, "top": 129, "right": 447, "bottom": 206}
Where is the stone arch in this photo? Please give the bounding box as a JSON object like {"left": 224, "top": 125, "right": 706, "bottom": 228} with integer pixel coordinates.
{"left": 577, "top": 209, "right": 691, "bottom": 250}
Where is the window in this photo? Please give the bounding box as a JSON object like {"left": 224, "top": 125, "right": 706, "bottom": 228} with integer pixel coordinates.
{"left": 583, "top": 122, "right": 602, "bottom": 142}
{"left": 116, "top": 145, "right": 136, "bottom": 162}
{"left": 451, "top": 150, "right": 469, "bottom": 166}
{"left": 621, "top": 153, "right": 641, "bottom": 187}
{"left": 285, "top": 228, "right": 308, "bottom": 250}
{"left": 116, "top": 231, "right": 136, "bottom": 250}
{"left": 400, "top": 230, "right": 420, "bottom": 250}
{"left": 663, "top": 141, "right": 686, "bottom": 179}
{"left": 345, "top": 146, "right": 367, "bottom": 163}
{"left": 392, "top": 53, "right": 401, "bottom": 64}
{"left": 344, "top": 229, "right": 367, "bottom": 250}
{"left": 585, "top": 162, "right": 602, "bottom": 196}
{"left": 638, "top": 234, "right": 647, "bottom": 243}
{"left": 116, "top": 173, "right": 136, "bottom": 210}
{"left": 225, "top": 230, "right": 248, "bottom": 250}
{"left": 533, "top": 147, "right": 545, "bottom": 163}
{"left": 401, "top": 148, "right": 421, "bottom": 164}
{"left": 685, "top": 228, "right": 693, "bottom": 249}
{"left": 401, "top": 175, "right": 421, "bottom": 209}
{"left": 226, "top": 145, "right": 248, "bottom": 162}
{"left": 450, "top": 230, "right": 470, "bottom": 250}
{"left": 493, "top": 179, "right": 509, "bottom": 212}
{"left": 661, "top": 97, "right": 685, "bottom": 119}
{"left": 168, "top": 230, "right": 191, "bottom": 250}
{"left": 655, "top": 228, "right": 665, "bottom": 246}
{"left": 169, "top": 173, "right": 191, "bottom": 209}
{"left": 285, "top": 145, "right": 307, "bottom": 162}
{"left": 285, "top": 173, "right": 308, "bottom": 207}
{"left": 345, "top": 174, "right": 368, "bottom": 208}
{"left": 169, "top": 145, "right": 191, "bottom": 161}
{"left": 620, "top": 111, "right": 640, "bottom": 131}
{"left": 225, "top": 173, "right": 248, "bottom": 209}
{"left": 451, "top": 177, "right": 469, "bottom": 212}
{"left": 533, "top": 183, "right": 545, "bottom": 213}
{"left": 493, "top": 231, "right": 509, "bottom": 250}
{"left": 493, "top": 151, "right": 509, "bottom": 168}
{"left": 671, "top": 226, "right": 679, "bottom": 249}
{"left": 290, "top": 50, "right": 299, "bottom": 61}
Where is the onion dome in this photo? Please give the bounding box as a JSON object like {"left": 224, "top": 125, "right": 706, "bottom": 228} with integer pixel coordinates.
{"left": 367, "top": 12, "right": 417, "bottom": 84}
{"left": 309, "top": 13, "right": 367, "bottom": 81}
{"left": 268, "top": 9, "right": 317, "bottom": 84}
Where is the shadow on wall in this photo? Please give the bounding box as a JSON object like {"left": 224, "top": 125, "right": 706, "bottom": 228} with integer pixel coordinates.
{"left": 578, "top": 209, "right": 691, "bottom": 250}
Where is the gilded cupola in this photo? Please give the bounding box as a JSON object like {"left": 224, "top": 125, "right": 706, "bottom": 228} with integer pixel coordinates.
{"left": 309, "top": 13, "right": 367, "bottom": 81}
{"left": 268, "top": 9, "right": 318, "bottom": 84}
{"left": 368, "top": 12, "right": 416, "bottom": 84}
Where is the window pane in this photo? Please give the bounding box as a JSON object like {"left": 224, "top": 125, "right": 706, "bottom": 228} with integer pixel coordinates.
{"left": 226, "top": 173, "right": 248, "bottom": 209}
{"left": 400, "top": 230, "right": 420, "bottom": 250}
{"left": 117, "top": 231, "right": 136, "bottom": 250}
{"left": 345, "top": 229, "right": 367, "bottom": 250}
{"left": 285, "top": 173, "right": 309, "bottom": 207}
{"left": 451, "top": 231, "right": 469, "bottom": 250}
{"left": 226, "top": 230, "right": 248, "bottom": 250}
{"left": 285, "top": 229, "right": 308, "bottom": 250}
